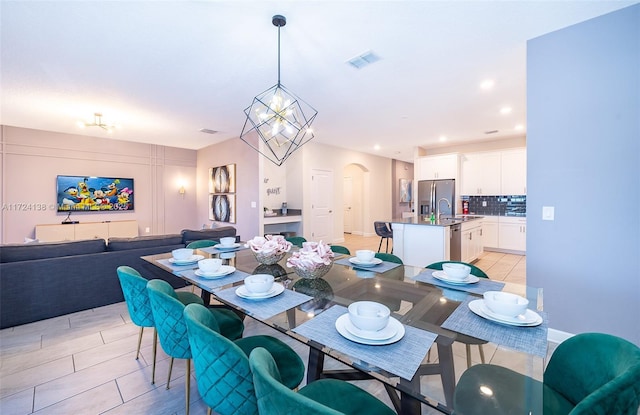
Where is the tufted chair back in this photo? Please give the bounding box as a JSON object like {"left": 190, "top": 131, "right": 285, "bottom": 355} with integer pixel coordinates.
{"left": 146, "top": 279, "right": 192, "bottom": 360}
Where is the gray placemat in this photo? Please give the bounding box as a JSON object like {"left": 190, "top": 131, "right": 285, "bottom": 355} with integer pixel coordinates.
{"left": 157, "top": 258, "right": 199, "bottom": 273}
{"left": 412, "top": 270, "right": 505, "bottom": 295}
{"left": 334, "top": 257, "right": 402, "bottom": 273}
{"left": 441, "top": 298, "right": 548, "bottom": 357}
{"left": 293, "top": 305, "right": 436, "bottom": 380}
{"left": 201, "top": 245, "right": 250, "bottom": 254}
{"left": 214, "top": 285, "right": 313, "bottom": 320}
{"left": 178, "top": 269, "right": 249, "bottom": 291}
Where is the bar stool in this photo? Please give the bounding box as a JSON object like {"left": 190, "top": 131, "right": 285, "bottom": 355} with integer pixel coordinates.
{"left": 374, "top": 221, "right": 393, "bottom": 253}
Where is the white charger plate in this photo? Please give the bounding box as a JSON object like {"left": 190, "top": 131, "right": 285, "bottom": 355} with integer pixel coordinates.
{"left": 348, "top": 257, "right": 383, "bottom": 267}
{"left": 216, "top": 243, "right": 242, "bottom": 250}
{"left": 343, "top": 316, "right": 398, "bottom": 340}
{"left": 335, "top": 314, "right": 405, "bottom": 345}
{"left": 468, "top": 300, "right": 542, "bottom": 327}
{"left": 194, "top": 265, "right": 236, "bottom": 279}
{"left": 168, "top": 254, "right": 204, "bottom": 265}
{"left": 432, "top": 270, "right": 479, "bottom": 285}
{"left": 236, "top": 283, "right": 285, "bottom": 300}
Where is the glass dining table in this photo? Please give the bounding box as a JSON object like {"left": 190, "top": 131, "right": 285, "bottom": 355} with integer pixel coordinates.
{"left": 141, "top": 247, "right": 547, "bottom": 415}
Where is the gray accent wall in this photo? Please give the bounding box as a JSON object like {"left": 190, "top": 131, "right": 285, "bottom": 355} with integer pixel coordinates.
{"left": 527, "top": 4, "right": 639, "bottom": 345}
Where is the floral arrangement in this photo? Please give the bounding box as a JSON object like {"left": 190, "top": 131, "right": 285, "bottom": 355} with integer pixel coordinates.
{"left": 245, "top": 235, "right": 292, "bottom": 265}
{"left": 286, "top": 241, "right": 335, "bottom": 279}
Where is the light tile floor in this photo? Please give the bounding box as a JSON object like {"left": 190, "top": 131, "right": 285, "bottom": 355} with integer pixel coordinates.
{"left": 1, "top": 235, "right": 547, "bottom": 415}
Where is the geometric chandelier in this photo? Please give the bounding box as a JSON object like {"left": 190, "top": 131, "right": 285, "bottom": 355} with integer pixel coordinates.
{"left": 239, "top": 14, "right": 318, "bottom": 166}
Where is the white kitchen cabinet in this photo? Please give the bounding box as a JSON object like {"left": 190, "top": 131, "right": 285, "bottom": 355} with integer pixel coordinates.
{"left": 498, "top": 217, "right": 526, "bottom": 251}
{"left": 461, "top": 220, "right": 483, "bottom": 263}
{"left": 481, "top": 216, "right": 499, "bottom": 249}
{"left": 416, "top": 154, "right": 458, "bottom": 180}
{"left": 460, "top": 152, "right": 501, "bottom": 195}
{"left": 501, "top": 149, "right": 527, "bottom": 195}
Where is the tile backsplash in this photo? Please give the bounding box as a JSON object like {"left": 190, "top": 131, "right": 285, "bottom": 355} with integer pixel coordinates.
{"left": 463, "top": 195, "right": 526, "bottom": 217}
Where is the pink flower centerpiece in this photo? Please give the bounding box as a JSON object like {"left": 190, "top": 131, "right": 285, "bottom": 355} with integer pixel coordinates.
{"left": 286, "top": 240, "right": 335, "bottom": 279}
{"left": 245, "top": 235, "right": 292, "bottom": 265}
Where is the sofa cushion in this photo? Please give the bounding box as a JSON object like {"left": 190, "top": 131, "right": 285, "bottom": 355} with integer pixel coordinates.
{"left": 107, "top": 234, "right": 183, "bottom": 251}
{"left": 0, "top": 239, "right": 107, "bottom": 263}
{"left": 181, "top": 227, "right": 237, "bottom": 245}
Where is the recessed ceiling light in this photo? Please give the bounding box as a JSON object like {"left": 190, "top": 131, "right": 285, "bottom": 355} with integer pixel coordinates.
{"left": 500, "top": 107, "right": 512, "bottom": 115}
{"left": 439, "top": 136, "right": 447, "bottom": 142}
{"left": 374, "top": 145, "right": 381, "bottom": 150}
{"left": 480, "top": 79, "right": 494, "bottom": 90}
{"left": 515, "top": 124, "right": 524, "bottom": 131}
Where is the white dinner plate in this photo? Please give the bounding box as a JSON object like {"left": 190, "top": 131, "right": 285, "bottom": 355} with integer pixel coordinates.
{"left": 468, "top": 300, "right": 543, "bottom": 327}
{"left": 194, "top": 265, "right": 236, "bottom": 279}
{"left": 335, "top": 314, "right": 405, "bottom": 345}
{"left": 168, "top": 255, "right": 204, "bottom": 265}
{"left": 216, "top": 243, "right": 242, "bottom": 250}
{"left": 432, "top": 271, "right": 479, "bottom": 285}
{"left": 343, "top": 316, "right": 398, "bottom": 340}
{"left": 348, "top": 257, "right": 383, "bottom": 267}
{"left": 236, "top": 283, "right": 285, "bottom": 300}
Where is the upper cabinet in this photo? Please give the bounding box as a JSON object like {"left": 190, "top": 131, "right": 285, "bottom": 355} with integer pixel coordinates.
{"left": 460, "top": 148, "right": 527, "bottom": 196}
{"left": 416, "top": 154, "right": 458, "bottom": 181}
{"left": 500, "top": 149, "right": 527, "bottom": 195}
{"left": 460, "top": 152, "right": 501, "bottom": 195}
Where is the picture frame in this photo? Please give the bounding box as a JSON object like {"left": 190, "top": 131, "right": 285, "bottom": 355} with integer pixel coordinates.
{"left": 209, "top": 164, "right": 236, "bottom": 194}
{"left": 209, "top": 193, "right": 236, "bottom": 223}
{"left": 399, "top": 178, "right": 412, "bottom": 203}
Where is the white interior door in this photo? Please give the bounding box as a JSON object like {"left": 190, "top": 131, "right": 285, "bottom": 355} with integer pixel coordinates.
{"left": 343, "top": 176, "right": 353, "bottom": 233}
{"left": 311, "top": 169, "right": 334, "bottom": 242}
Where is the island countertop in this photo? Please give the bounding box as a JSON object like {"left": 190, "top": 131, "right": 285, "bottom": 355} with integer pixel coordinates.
{"left": 388, "top": 215, "right": 484, "bottom": 227}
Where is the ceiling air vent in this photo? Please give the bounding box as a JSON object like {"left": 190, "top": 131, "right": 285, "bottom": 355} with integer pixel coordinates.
{"left": 199, "top": 128, "right": 218, "bottom": 134}
{"left": 484, "top": 130, "right": 499, "bottom": 135}
{"left": 347, "top": 50, "right": 381, "bottom": 69}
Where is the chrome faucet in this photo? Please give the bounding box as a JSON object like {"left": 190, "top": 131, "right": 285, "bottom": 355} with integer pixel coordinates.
{"left": 437, "top": 197, "right": 451, "bottom": 220}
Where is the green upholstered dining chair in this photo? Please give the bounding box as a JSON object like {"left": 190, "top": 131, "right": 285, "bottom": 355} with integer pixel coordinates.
{"left": 249, "top": 347, "right": 396, "bottom": 415}
{"left": 374, "top": 252, "right": 403, "bottom": 264}
{"left": 426, "top": 260, "right": 489, "bottom": 368}
{"left": 116, "top": 266, "right": 203, "bottom": 384}
{"left": 285, "top": 236, "right": 307, "bottom": 248}
{"left": 183, "top": 303, "right": 305, "bottom": 415}
{"left": 186, "top": 239, "right": 218, "bottom": 249}
{"left": 453, "top": 332, "right": 640, "bottom": 415}
{"left": 146, "top": 279, "right": 244, "bottom": 415}
{"left": 329, "top": 245, "right": 350, "bottom": 255}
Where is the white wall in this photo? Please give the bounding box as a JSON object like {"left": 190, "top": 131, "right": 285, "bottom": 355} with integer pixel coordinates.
{"left": 527, "top": 4, "right": 639, "bottom": 345}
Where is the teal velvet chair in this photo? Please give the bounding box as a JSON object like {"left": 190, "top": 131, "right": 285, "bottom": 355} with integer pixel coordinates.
{"left": 146, "top": 279, "right": 244, "bottom": 415}
{"left": 374, "top": 252, "right": 403, "bottom": 264}
{"left": 285, "top": 236, "right": 307, "bottom": 248}
{"left": 183, "top": 303, "right": 305, "bottom": 415}
{"left": 329, "top": 245, "right": 350, "bottom": 255}
{"left": 249, "top": 347, "right": 396, "bottom": 415}
{"left": 426, "top": 260, "right": 489, "bottom": 368}
{"left": 453, "top": 332, "right": 640, "bottom": 415}
{"left": 186, "top": 239, "right": 218, "bottom": 249}
{"left": 116, "top": 266, "right": 202, "bottom": 384}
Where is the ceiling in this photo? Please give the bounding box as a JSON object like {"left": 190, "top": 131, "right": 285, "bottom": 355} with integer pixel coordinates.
{"left": 1, "top": 1, "right": 637, "bottom": 162}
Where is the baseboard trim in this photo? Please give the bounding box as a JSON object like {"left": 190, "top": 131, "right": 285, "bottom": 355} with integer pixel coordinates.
{"left": 547, "top": 328, "right": 574, "bottom": 344}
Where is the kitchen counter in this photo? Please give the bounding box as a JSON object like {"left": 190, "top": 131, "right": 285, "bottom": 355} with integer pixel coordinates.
{"left": 390, "top": 215, "right": 484, "bottom": 227}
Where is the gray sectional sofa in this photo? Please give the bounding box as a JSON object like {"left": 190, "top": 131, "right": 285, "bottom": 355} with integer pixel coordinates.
{"left": 0, "top": 226, "right": 237, "bottom": 329}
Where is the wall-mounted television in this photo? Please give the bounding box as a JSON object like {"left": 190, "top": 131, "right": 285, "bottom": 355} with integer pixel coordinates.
{"left": 56, "top": 175, "right": 134, "bottom": 212}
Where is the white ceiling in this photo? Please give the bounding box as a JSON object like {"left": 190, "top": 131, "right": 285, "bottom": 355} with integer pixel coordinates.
{"left": 1, "top": 1, "right": 637, "bottom": 162}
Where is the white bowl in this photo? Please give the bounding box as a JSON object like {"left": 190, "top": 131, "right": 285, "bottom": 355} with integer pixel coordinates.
{"left": 355, "top": 250, "right": 375, "bottom": 263}
{"left": 442, "top": 263, "right": 471, "bottom": 280}
{"left": 347, "top": 301, "right": 390, "bottom": 332}
{"left": 244, "top": 274, "right": 275, "bottom": 294}
{"left": 220, "top": 237, "right": 236, "bottom": 247}
{"left": 198, "top": 258, "right": 222, "bottom": 274}
{"left": 483, "top": 291, "right": 529, "bottom": 318}
{"left": 172, "top": 248, "right": 194, "bottom": 260}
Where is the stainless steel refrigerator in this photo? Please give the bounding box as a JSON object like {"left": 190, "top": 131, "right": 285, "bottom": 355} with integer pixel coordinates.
{"left": 418, "top": 179, "right": 455, "bottom": 217}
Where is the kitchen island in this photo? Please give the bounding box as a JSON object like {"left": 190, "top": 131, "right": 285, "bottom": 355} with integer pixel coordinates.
{"left": 389, "top": 216, "right": 483, "bottom": 267}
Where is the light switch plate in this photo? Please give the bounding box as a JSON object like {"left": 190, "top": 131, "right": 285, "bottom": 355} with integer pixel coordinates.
{"left": 251, "top": 201, "right": 257, "bottom": 208}
{"left": 542, "top": 206, "right": 555, "bottom": 221}
{"left": 482, "top": 201, "right": 487, "bottom": 207}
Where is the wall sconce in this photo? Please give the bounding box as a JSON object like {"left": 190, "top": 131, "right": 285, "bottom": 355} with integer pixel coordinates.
{"left": 178, "top": 185, "right": 186, "bottom": 197}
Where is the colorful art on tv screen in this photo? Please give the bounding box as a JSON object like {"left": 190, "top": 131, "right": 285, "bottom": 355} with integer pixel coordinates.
{"left": 56, "top": 176, "right": 134, "bottom": 212}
